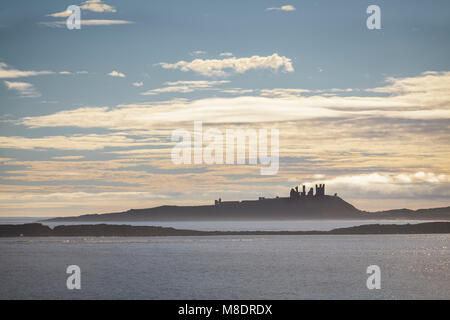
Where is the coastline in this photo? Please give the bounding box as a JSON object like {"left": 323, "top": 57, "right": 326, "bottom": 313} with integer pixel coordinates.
{"left": 1, "top": 221, "right": 449, "bottom": 237}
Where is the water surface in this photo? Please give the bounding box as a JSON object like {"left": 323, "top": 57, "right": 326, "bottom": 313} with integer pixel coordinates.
{"left": 0, "top": 234, "right": 448, "bottom": 299}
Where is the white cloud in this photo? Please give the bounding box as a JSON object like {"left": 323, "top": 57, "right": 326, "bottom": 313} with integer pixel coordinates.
{"left": 366, "top": 71, "right": 450, "bottom": 107}
{"left": 157, "top": 53, "right": 294, "bottom": 77}
{"left": 4, "top": 81, "right": 40, "bottom": 98}
{"left": 18, "top": 96, "right": 340, "bottom": 130}
{"left": 47, "top": 11, "right": 72, "bottom": 18}
{"left": 260, "top": 88, "right": 355, "bottom": 98}
{"left": 0, "top": 62, "right": 53, "bottom": 79}
{"left": 12, "top": 96, "right": 370, "bottom": 129}
{"left": 132, "top": 81, "right": 144, "bottom": 87}
{"left": 260, "top": 88, "right": 311, "bottom": 98}
{"left": 44, "top": 1, "right": 131, "bottom": 28}
{"left": 266, "top": 5, "right": 296, "bottom": 12}
{"left": 190, "top": 50, "right": 206, "bottom": 56}
{"left": 219, "top": 52, "right": 233, "bottom": 57}
{"left": 220, "top": 88, "right": 254, "bottom": 95}
{"left": 81, "top": 0, "right": 116, "bottom": 13}
{"left": 108, "top": 70, "right": 126, "bottom": 78}
{"left": 59, "top": 71, "right": 89, "bottom": 75}
{"left": 40, "top": 20, "right": 133, "bottom": 27}
{"left": 142, "top": 80, "right": 229, "bottom": 95}
{"left": 48, "top": 0, "right": 116, "bottom": 17}
{"left": 16, "top": 71, "right": 450, "bottom": 130}
{"left": 305, "top": 172, "right": 449, "bottom": 198}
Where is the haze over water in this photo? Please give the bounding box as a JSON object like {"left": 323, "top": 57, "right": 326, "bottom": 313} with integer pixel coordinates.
{"left": 0, "top": 217, "right": 444, "bottom": 231}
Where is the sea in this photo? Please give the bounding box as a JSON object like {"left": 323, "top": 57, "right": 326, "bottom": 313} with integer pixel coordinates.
{"left": 0, "top": 217, "right": 449, "bottom": 299}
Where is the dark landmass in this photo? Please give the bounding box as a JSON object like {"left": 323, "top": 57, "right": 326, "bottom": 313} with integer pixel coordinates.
{"left": 365, "top": 206, "right": 450, "bottom": 218}
{"left": 44, "top": 195, "right": 359, "bottom": 222}
{"left": 1, "top": 222, "right": 450, "bottom": 237}
{"left": 41, "top": 195, "right": 450, "bottom": 223}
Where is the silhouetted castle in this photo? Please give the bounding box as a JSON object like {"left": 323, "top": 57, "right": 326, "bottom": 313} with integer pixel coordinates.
{"left": 290, "top": 184, "right": 325, "bottom": 198}
{"left": 215, "top": 184, "right": 327, "bottom": 206}
{"left": 42, "top": 181, "right": 450, "bottom": 222}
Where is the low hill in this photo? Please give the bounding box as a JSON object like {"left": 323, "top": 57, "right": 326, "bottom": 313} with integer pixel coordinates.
{"left": 44, "top": 195, "right": 362, "bottom": 222}
{"left": 42, "top": 195, "right": 450, "bottom": 222}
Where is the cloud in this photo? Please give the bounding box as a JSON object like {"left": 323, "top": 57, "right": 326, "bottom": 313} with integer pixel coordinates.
{"left": 11, "top": 70, "right": 450, "bottom": 164}
{"left": 266, "top": 5, "right": 296, "bottom": 12}
{"left": 2, "top": 51, "right": 447, "bottom": 214}
{"left": 219, "top": 52, "right": 233, "bottom": 57}
{"left": 48, "top": 0, "right": 116, "bottom": 17}
{"left": 47, "top": 11, "right": 72, "bottom": 18}
{"left": 260, "top": 88, "right": 355, "bottom": 98}
{"left": 366, "top": 71, "right": 450, "bottom": 107}
{"left": 0, "top": 134, "right": 145, "bottom": 150}
{"left": 10, "top": 96, "right": 392, "bottom": 129}
{"left": 3, "top": 81, "right": 40, "bottom": 98}
{"left": 108, "top": 70, "right": 126, "bottom": 78}
{"left": 132, "top": 81, "right": 144, "bottom": 87}
{"left": 81, "top": 19, "right": 132, "bottom": 26}
{"left": 260, "top": 88, "right": 311, "bottom": 98}
{"left": 0, "top": 62, "right": 53, "bottom": 79}
{"left": 304, "top": 172, "right": 449, "bottom": 201}
{"left": 16, "top": 71, "right": 450, "bottom": 130}
{"left": 80, "top": 0, "right": 116, "bottom": 13}
{"left": 157, "top": 53, "right": 294, "bottom": 77}
{"left": 190, "top": 50, "right": 206, "bottom": 56}
{"left": 220, "top": 88, "right": 254, "bottom": 95}
{"left": 141, "top": 80, "right": 229, "bottom": 95}
{"left": 44, "top": 1, "right": 131, "bottom": 28}
{"left": 52, "top": 156, "right": 85, "bottom": 160}
{"left": 322, "top": 172, "right": 448, "bottom": 187}
{"left": 59, "top": 71, "right": 89, "bottom": 75}
{"left": 40, "top": 20, "right": 133, "bottom": 27}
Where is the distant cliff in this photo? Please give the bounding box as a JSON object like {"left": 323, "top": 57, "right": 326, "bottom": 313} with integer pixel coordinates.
{"left": 1, "top": 222, "right": 450, "bottom": 237}
{"left": 42, "top": 195, "right": 450, "bottom": 222}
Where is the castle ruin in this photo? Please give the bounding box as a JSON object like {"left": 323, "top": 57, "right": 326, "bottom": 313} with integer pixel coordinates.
{"left": 290, "top": 184, "right": 325, "bottom": 199}
{"left": 214, "top": 184, "right": 327, "bottom": 205}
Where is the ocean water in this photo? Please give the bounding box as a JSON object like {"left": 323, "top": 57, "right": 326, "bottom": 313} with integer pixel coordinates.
{"left": 0, "top": 234, "right": 448, "bottom": 299}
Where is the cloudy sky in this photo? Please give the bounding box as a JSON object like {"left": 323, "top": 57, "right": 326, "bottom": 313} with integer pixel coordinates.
{"left": 0, "top": 0, "right": 449, "bottom": 217}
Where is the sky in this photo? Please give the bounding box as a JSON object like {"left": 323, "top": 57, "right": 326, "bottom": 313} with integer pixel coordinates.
{"left": 0, "top": 0, "right": 449, "bottom": 217}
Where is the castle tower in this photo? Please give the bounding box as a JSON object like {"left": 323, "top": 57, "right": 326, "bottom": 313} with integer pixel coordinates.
{"left": 315, "top": 184, "right": 325, "bottom": 196}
